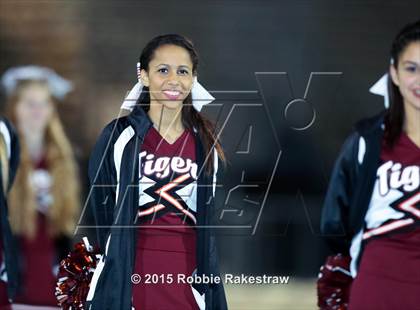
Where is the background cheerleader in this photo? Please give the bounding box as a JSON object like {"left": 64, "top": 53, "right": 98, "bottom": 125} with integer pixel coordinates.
{"left": 1, "top": 66, "right": 80, "bottom": 308}
{"left": 319, "top": 20, "right": 420, "bottom": 310}
{"left": 84, "top": 33, "right": 228, "bottom": 310}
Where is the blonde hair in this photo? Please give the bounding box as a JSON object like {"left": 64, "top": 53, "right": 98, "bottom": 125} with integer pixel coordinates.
{"left": 7, "top": 80, "right": 80, "bottom": 239}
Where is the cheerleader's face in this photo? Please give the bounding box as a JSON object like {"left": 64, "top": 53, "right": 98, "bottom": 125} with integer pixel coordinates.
{"left": 15, "top": 83, "right": 53, "bottom": 133}
{"left": 390, "top": 41, "right": 420, "bottom": 111}
{"left": 140, "top": 44, "right": 194, "bottom": 110}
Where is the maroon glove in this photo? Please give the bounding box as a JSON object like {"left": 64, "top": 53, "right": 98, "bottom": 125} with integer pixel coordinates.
{"left": 55, "top": 237, "right": 100, "bottom": 310}
{"left": 317, "top": 254, "right": 353, "bottom": 310}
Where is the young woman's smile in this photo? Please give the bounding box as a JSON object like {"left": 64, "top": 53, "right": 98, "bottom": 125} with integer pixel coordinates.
{"left": 162, "top": 89, "right": 182, "bottom": 100}
{"left": 411, "top": 86, "right": 420, "bottom": 99}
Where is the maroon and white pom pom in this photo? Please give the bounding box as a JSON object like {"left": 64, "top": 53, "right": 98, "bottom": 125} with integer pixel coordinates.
{"left": 55, "top": 237, "right": 101, "bottom": 309}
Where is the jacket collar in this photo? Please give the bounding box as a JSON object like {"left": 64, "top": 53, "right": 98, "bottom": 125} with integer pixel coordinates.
{"left": 354, "top": 109, "right": 386, "bottom": 135}
{"left": 127, "top": 105, "right": 153, "bottom": 140}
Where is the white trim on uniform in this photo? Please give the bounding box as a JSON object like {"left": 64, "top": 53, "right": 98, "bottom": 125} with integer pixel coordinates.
{"left": 190, "top": 268, "right": 206, "bottom": 310}
{"left": 0, "top": 254, "right": 7, "bottom": 282}
{"left": 349, "top": 229, "right": 363, "bottom": 278}
{"left": 212, "top": 147, "right": 218, "bottom": 197}
{"left": 114, "top": 125, "right": 135, "bottom": 203}
{"left": 357, "top": 137, "right": 366, "bottom": 164}
{"left": 0, "top": 121, "right": 11, "bottom": 288}
{"left": 0, "top": 121, "right": 11, "bottom": 159}
{"left": 192, "top": 285, "right": 206, "bottom": 310}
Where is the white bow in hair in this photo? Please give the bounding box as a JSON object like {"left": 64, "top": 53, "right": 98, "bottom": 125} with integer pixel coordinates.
{"left": 1, "top": 65, "right": 73, "bottom": 100}
{"left": 369, "top": 58, "right": 394, "bottom": 109}
{"left": 369, "top": 73, "right": 389, "bottom": 108}
{"left": 120, "top": 62, "right": 215, "bottom": 112}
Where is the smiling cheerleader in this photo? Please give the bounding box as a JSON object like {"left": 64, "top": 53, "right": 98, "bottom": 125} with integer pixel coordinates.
{"left": 83, "top": 34, "right": 228, "bottom": 310}
{"left": 318, "top": 20, "right": 420, "bottom": 310}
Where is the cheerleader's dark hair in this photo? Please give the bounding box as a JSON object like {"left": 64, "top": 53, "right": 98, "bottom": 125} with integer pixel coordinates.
{"left": 135, "top": 33, "right": 225, "bottom": 174}
{"left": 385, "top": 19, "right": 420, "bottom": 148}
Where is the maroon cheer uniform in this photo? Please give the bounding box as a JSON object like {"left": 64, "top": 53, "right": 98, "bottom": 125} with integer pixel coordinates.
{"left": 349, "top": 132, "right": 420, "bottom": 309}
{"left": 132, "top": 126, "right": 199, "bottom": 310}
{"left": 13, "top": 157, "right": 58, "bottom": 306}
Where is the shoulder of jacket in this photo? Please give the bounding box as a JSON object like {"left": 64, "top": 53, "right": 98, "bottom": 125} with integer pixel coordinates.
{"left": 350, "top": 110, "right": 386, "bottom": 164}
{"left": 99, "top": 116, "right": 133, "bottom": 143}
{"left": 353, "top": 110, "right": 386, "bottom": 135}
{"left": 90, "top": 117, "right": 134, "bottom": 167}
